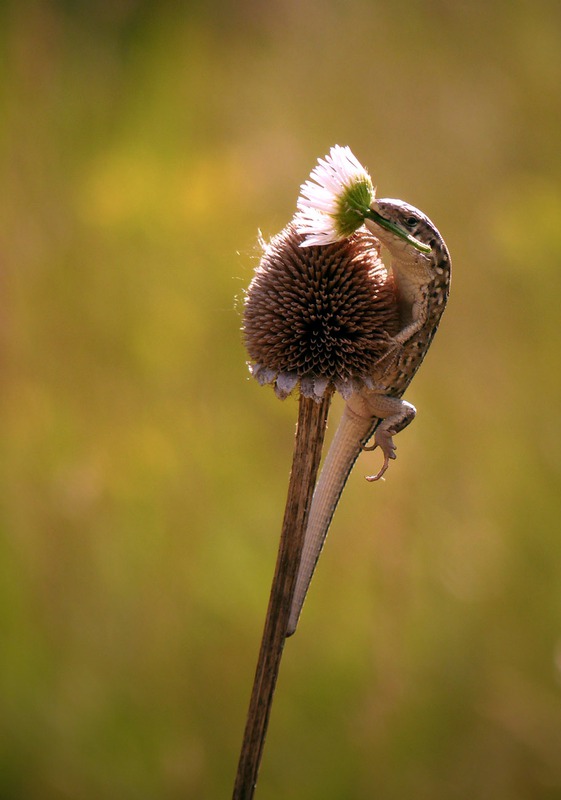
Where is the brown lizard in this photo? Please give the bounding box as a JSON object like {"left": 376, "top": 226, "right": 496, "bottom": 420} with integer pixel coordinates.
{"left": 287, "top": 198, "right": 451, "bottom": 636}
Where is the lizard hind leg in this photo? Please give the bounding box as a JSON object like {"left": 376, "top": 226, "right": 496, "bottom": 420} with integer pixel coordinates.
{"left": 361, "top": 396, "right": 417, "bottom": 482}
{"left": 364, "top": 426, "right": 397, "bottom": 481}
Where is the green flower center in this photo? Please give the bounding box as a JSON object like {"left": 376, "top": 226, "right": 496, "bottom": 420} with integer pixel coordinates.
{"left": 334, "top": 178, "right": 374, "bottom": 236}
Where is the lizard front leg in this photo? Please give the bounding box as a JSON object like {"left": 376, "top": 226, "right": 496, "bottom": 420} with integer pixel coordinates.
{"left": 374, "top": 293, "right": 429, "bottom": 373}
{"left": 394, "top": 289, "right": 429, "bottom": 343}
{"left": 358, "top": 392, "right": 416, "bottom": 481}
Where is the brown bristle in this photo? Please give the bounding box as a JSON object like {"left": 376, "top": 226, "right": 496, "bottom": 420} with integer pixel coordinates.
{"left": 243, "top": 224, "right": 399, "bottom": 390}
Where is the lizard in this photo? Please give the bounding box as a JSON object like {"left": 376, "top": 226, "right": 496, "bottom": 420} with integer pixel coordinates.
{"left": 287, "top": 198, "right": 452, "bottom": 636}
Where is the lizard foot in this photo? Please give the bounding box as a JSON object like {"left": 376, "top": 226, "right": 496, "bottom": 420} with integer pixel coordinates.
{"left": 373, "top": 334, "right": 403, "bottom": 375}
{"left": 364, "top": 428, "right": 397, "bottom": 482}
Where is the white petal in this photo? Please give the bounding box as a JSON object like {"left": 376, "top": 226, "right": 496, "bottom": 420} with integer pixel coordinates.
{"left": 295, "top": 145, "right": 373, "bottom": 246}
{"left": 313, "top": 376, "right": 330, "bottom": 397}
{"left": 276, "top": 371, "right": 299, "bottom": 396}
{"left": 299, "top": 376, "right": 315, "bottom": 397}
{"left": 254, "top": 366, "right": 277, "bottom": 385}
{"left": 294, "top": 209, "right": 340, "bottom": 247}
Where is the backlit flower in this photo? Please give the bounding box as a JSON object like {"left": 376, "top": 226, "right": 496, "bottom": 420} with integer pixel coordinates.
{"left": 296, "top": 145, "right": 375, "bottom": 246}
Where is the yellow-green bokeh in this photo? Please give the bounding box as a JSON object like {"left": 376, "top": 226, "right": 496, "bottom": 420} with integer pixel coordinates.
{"left": 1, "top": 1, "right": 561, "bottom": 798}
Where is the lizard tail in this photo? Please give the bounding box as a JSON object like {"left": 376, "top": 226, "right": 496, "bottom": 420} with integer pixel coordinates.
{"left": 287, "top": 402, "right": 377, "bottom": 636}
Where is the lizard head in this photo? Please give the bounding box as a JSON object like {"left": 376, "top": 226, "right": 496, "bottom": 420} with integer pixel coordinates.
{"left": 364, "top": 198, "right": 440, "bottom": 261}
{"left": 365, "top": 199, "right": 452, "bottom": 318}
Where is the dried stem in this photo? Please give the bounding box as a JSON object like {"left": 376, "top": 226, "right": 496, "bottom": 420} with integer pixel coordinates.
{"left": 232, "top": 392, "right": 332, "bottom": 799}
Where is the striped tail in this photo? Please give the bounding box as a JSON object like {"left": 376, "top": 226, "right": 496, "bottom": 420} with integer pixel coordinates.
{"left": 287, "top": 400, "right": 377, "bottom": 636}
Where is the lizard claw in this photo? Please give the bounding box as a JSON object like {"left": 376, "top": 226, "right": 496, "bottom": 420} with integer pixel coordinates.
{"left": 364, "top": 428, "right": 397, "bottom": 482}
{"left": 373, "top": 334, "right": 403, "bottom": 376}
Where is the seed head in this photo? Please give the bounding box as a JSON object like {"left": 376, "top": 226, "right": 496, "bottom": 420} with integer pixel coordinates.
{"left": 243, "top": 223, "right": 399, "bottom": 400}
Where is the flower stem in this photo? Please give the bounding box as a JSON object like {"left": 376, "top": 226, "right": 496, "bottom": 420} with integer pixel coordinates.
{"left": 364, "top": 207, "right": 432, "bottom": 253}
{"left": 232, "top": 392, "right": 332, "bottom": 799}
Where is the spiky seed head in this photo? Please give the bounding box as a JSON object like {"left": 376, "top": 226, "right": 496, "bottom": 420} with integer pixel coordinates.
{"left": 243, "top": 223, "right": 399, "bottom": 400}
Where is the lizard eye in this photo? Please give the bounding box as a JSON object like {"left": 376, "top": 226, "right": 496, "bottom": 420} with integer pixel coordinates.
{"left": 404, "top": 216, "right": 418, "bottom": 229}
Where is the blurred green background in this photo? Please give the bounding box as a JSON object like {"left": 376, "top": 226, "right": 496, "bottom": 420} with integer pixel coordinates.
{"left": 1, "top": 1, "right": 561, "bottom": 798}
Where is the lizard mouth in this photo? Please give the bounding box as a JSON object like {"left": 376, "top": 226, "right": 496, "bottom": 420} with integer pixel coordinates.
{"left": 364, "top": 206, "right": 431, "bottom": 254}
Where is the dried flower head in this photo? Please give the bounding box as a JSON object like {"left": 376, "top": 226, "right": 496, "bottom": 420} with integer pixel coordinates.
{"left": 243, "top": 223, "right": 399, "bottom": 400}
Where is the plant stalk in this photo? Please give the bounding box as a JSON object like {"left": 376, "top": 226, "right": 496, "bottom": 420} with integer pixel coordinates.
{"left": 232, "top": 392, "right": 332, "bottom": 799}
